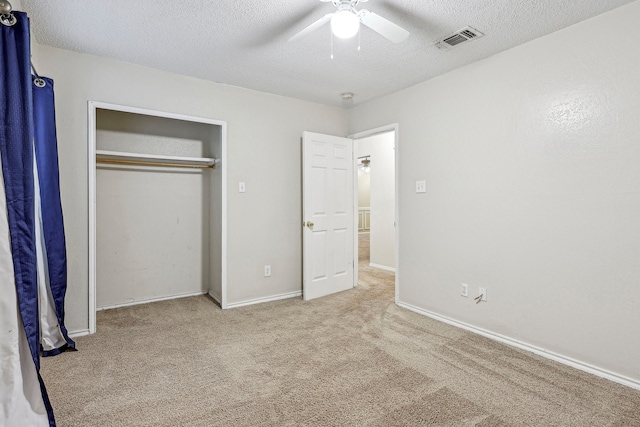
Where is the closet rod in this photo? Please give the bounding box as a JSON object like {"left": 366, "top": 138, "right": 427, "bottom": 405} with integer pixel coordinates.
{"left": 96, "top": 158, "right": 215, "bottom": 169}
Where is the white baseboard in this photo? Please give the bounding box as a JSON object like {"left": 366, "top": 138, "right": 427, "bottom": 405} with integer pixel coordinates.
{"left": 68, "top": 329, "right": 91, "bottom": 339}
{"left": 227, "top": 291, "right": 302, "bottom": 309}
{"left": 369, "top": 263, "right": 396, "bottom": 272}
{"left": 397, "top": 301, "right": 640, "bottom": 391}
{"left": 97, "top": 291, "right": 208, "bottom": 312}
{"left": 207, "top": 291, "right": 222, "bottom": 305}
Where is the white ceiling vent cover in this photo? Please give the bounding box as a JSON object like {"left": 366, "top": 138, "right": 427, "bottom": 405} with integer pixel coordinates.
{"left": 435, "top": 26, "right": 484, "bottom": 50}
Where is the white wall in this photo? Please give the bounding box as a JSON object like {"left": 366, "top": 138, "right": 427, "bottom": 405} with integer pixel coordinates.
{"left": 35, "top": 44, "right": 347, "bottom": 333}
{"left": 96, "top": 164, "right": 210, "bottom": 308}
{"left": 357, "top": 170, "right": 370, "bottom": 208}
{"left": 358, "top": 132, "right": 396, "bottom": 269}
{"left": 348, "top": 1, "right": 640, "bottom": 385}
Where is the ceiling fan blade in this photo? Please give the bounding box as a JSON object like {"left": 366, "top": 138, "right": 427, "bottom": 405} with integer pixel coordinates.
{"left": 359, "top": 10, "right": 409, "bottom": 43}
{"left": 288, "top": 13, "right": 334, "bottom": 42}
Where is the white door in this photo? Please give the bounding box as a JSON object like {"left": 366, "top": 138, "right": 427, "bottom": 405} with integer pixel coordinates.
{"left": 302, "top": 131, "right": 355, "bottom": 301}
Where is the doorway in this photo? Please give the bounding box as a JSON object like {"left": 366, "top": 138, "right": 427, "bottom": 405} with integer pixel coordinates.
{"left": 351, "top": 125, "right": 398, "bottom": 302}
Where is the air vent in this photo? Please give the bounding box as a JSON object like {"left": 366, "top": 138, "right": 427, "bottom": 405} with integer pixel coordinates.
{"left": 435, "top": 26, "right": 484, "bottom": 50}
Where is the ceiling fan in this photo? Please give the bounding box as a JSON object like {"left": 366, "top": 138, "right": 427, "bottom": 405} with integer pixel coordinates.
{"left": 288, "top": 0, "right": 410, "bottom": 44}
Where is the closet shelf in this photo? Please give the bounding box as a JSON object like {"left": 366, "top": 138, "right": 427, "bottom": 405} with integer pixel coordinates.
{"left": 96, "top": 150, "right": 217, "bottom": 169}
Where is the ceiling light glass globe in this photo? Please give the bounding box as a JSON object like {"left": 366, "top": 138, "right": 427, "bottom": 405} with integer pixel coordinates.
{"left": 331, "top": 10, "right": 360, "bottom": 39}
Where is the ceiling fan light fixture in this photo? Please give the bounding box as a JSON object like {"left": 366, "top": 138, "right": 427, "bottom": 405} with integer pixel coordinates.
{"left": 331, "top": 9, "right": 360, "bottom": 39}
{"left": 358, "top": 156, "right": 371, "bottom": 174}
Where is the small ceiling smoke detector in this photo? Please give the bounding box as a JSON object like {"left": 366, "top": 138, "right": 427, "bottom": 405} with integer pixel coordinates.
{"left": 341, "top": 92, "right": 354, "bottom": 100}
{"left": 434, "top": 26, "right": 484, "bottom": 50}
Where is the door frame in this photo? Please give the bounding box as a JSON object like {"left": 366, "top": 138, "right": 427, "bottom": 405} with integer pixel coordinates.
{"left": 87, "top": 101, "right": 228, "bottom": 334}
{"left": 349, "top": 124, "right": 400, "bottom": 303}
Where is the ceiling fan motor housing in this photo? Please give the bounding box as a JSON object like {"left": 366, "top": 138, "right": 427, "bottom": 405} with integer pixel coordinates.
{"left": 331, "top": 1, "right": 361, "bottom": 38}
{"left": 331, "top": 0, "right": 365, "bottom": 8}
{"left": 289, "top": 0, "right": 408, "bottom": 44}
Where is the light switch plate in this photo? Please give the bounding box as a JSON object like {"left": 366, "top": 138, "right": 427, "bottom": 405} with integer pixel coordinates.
{"left": 239, "top": 182, "right": 246, "bottom": 193}
{"left": 415, "top": 180, "right": 426, "bottom": 193}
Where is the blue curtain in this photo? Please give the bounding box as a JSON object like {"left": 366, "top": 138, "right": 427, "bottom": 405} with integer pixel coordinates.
{"left": 1, "top": 10, "right": 71, "bottom": 427}
{"left": 33, "top": 76, "right": 76, "bottom": 357}
{"left": 0, "top": 10, "right": 39, "bottom": 369}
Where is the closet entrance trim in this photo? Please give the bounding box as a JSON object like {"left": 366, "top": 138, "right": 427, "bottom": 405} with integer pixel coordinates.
{"left": 87, "top": 101, "right": 228, "bottom": 335}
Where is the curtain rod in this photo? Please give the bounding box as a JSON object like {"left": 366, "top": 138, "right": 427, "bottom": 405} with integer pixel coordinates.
{"left": 0, "top": 0, "right": 12, "bottom": 14}
{"left": 0, "top": 0, "right": 17, "bottom": 27}
{"left": 96, "top": 158, "right": 215, "bottom": 169}
{"left": 0, "top": 1, "right": 43, "bottom": 79}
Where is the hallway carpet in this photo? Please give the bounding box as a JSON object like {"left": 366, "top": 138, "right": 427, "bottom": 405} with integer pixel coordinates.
{"left": 41, "top": 262, "right": 639, "bottom": 426}
{"left": 359, "top": 232, "right": 370, "bottom": 262}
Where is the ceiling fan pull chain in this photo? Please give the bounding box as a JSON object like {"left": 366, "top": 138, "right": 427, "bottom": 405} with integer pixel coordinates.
{"left": 358, "top": 28, "right": 361, "bottom": 51}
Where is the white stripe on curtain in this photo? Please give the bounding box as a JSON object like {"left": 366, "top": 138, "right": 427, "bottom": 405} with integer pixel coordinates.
{"left": 0, "top": 157, "right": 49, "bottom": 426}
{"left": 34, "top": 150, "right": 67, "bottom": 352}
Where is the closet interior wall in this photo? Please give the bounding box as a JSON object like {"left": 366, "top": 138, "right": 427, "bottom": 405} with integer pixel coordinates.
{"left": 95, "top": 109, "right": 222, "bottom": 310}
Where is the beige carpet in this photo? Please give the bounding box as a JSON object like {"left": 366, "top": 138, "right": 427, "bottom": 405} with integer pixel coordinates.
{"left": 42, "top": 253, "right": 640, "bottom": 426}
{"left": 359, "top": 232, "right": 370, "bottom": 262}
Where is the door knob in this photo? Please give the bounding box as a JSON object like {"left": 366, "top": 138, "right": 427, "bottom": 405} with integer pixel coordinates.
{"left": 306, "top": 221, "right": 314, "bottom": 229}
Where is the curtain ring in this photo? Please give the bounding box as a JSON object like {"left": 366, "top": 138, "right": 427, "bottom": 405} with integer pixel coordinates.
{"left": 0, "top": 13, "right": 16, "bottom": 26}
{"left": 34, "top": 77, "right": 46, "bottom": 88}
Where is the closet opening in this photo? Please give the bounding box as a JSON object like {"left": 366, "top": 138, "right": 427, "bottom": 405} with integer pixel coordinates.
{"left": 88, "top": 102, "right": 227, "bottom": 333}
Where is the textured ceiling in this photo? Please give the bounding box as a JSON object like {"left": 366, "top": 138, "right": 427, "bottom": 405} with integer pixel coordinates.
{"left": 19, "top": 0, "right": 636, "bottom": 107}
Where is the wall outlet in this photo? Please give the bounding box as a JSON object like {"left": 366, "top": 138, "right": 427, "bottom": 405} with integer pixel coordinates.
{"left": 478, "top": 287, "right": 487, "bottom": 302}
{"left": 461, "top": 283, "right": 468, "bottom": 297}
{"left": 264, "top": 265, "right": 271, "bottom": 277}
{"left": 415, "top": 180, "right": 426, "bottom": 193}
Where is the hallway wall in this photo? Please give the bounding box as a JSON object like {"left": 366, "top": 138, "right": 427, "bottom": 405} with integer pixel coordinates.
{"left": 357, "top": 132, "right": 395, "bottom": 270}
